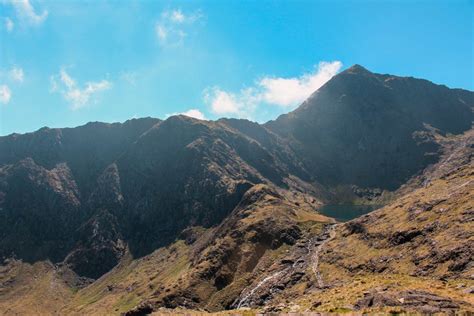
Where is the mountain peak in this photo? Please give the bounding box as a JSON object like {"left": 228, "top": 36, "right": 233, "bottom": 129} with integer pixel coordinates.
{"left": 266, "top": 66, "right": 473, "bottom": 189}
{"left": 344, "top": 64, "right": 372, "bottom": 74}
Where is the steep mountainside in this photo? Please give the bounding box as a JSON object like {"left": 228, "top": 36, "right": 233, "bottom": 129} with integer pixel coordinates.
{"left": 0, "top": 185, "right": 332, "bottom": 315}
{"left": 0, "top": 115, "right": 317, "bottom": 279}
{"left": 241, "top": 129, "right": 474, "bottom": 314}
{"left": 104, "top": 116, "right": 316, "bottom": 258}
{"left": 0, "top": 117, "right": 161, "bottom": 197}
{"left": 266, "top": 65, "right": 473, "bottom": 190}
{"left": 1, "top": 130, "right": 471, "bottom": 315}
{"left": 0, "top": 65, "right": 473, "bottom": 315}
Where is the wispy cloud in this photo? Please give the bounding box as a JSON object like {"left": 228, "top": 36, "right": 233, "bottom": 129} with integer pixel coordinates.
{"left": 0, "top": 85, "right": 12, "bottom": 105}
{"left": 166, "top": 108, "right": 206, "bottom": 120}
{"left": 155, "top": 9, "right": 203, "bottom": 46}
{"left": 0, "top": 66, "right": 25, "bottom": 104}
{"left": 169, "top": 10, "right": 185, "bottom": 23}
{"left": 204, "top": 61, "right": 342, "bottom": 118}
{"left": 50, "top": 68, "right": 112, "bottom": 110}
{"left": 5, "top": 0, "right": 48, "bottom": 26}
{"left": 5, "top": 17, "right": 14, "bottom": 32}
{"left": 0, "top": 66, "right": 24, "bottom": 83}
{"left": 8, "top": 67, "right": 24, "bottom": 83}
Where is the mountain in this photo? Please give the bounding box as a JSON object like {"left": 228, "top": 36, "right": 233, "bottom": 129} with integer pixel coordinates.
{"left": 0, "top": 114, "right": 319, "bottom": 279}
{"left": 221, "top": 129, "right": 473, "bottom": 314}
{"left": 0, "top": 65, "right": 473, "bottom": 315}
{"left": 266, "top": 64, "right": 473, "bottom": 190}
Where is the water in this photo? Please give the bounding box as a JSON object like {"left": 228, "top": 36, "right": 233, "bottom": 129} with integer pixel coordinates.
{"left": 236, "top": 270, "right": 285, "bottom": 308}
{"left": 318, "top": 204, "right": 381, "bottom": 222}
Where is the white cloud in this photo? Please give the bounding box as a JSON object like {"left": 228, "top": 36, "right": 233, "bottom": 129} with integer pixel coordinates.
{"left": 59, "top": 68, "right": 75, "bottom": 89}
{"left": 0, "top": 66, "right": 24, "bottom": 104}
{"left": 0, "top": 85, "right": 11, "bottom": 104}
{"left": 8, "top": 67, "right": 24, "bottom": 83}
{"left": 179, "top": 109, "right": 206, "bottom": 120}
{"left": 5, "top": 17, "right": 14, "bottom": 32}
{"left": 155, "top": 9, "right": 202, "bottom": 46}
{"left": 50, "top": 68, "right": 112, "bottom": 110}
{"left": 259, "top": 61, "right": 342, "bottom": 106}
{"left": 155, "top": 24, "right": 168, "bottom": 41}
{"left": 203, "top": 87, "right": 259, "bottom": 119}
{"left": 206, "top": 89, "right": 239, "bottom": 114}
{"left": 6, "top": 0, "right": 48, "bottom": 26}
{"left": 163, "top": 9, "right": 202, "bottom": 24}
{"left": 204, "top": 61, "right": 342, "bottom": 118}
{"left": 166, "top": 108, "right": 206, "bottom": 120}
{"left": 170, "top": 10, "right": 185, "bottom": 23}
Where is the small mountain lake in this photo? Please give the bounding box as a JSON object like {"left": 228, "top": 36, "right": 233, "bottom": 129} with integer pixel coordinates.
{"left": 319, "top": 204, "right": 382, "bottom": 222}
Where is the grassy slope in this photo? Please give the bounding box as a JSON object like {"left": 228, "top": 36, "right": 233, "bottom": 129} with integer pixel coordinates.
{"left": 1, "top": 131, "right": 472, "bottom": 315}
{"left": 60, "top": 241, "right": 193, "bottom": 315}
{"left": 0, "top": 185, "right": 331, "bottom": 316}
{"left": 0, "top": 260, "right": 74, "bottom": 315}
{"left": 290, "top": 131, "right": 474, "bottom": 313}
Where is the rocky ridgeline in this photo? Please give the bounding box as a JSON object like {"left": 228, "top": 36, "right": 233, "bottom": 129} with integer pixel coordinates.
{"left": 0, "top": 65, "right": 473, "bottom": 315}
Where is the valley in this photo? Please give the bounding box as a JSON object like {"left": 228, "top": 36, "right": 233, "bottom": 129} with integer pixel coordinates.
{"left": 0, "top": 65, "right": 472, "bottom": 315}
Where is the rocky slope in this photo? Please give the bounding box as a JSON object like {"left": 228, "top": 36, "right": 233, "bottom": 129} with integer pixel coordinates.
{"left": 0, "top": 117, "right": 161, "bottom": 196}
{"left": 0, "top": 114, "right": 317, "bottom": 279}
{"left": 0, "top": 65, "right": 473, "bottom": 315}
{"left": 266, "top": 64, "right": 473, "bottom": 190}
{"left": 233, "top": 129, "right": 474, "bottom": 314}
{"left": 2, "top": 129, "right": 471, "bottom": 314}
{"left": 0, "top": 184, "right": 332, "bottom": 315}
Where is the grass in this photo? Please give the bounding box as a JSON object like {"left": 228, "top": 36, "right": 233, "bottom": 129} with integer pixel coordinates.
{"left": 3, "top": 154, "right": 472, "bottom": 314}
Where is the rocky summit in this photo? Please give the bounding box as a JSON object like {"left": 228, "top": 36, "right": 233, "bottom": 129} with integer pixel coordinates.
{"left": 0, "top": 65, "right": 473, "bottom": 315}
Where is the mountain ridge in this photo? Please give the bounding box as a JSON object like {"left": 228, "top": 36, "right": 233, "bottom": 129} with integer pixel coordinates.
{"left": 265, "top": 64, "right": 473, "bottom": 189}
{"left": 0, "top": 65, "right": 473, "bottom": 315}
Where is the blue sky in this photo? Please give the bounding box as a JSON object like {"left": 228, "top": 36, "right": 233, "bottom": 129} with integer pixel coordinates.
{"left": 0, "top": 0, "right": 472, "bottom": 135}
